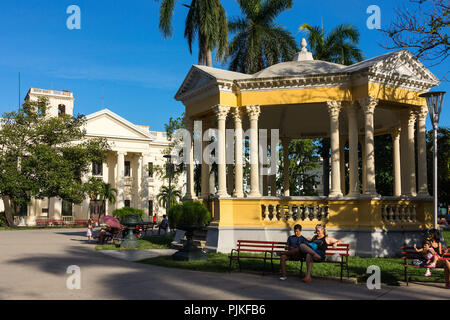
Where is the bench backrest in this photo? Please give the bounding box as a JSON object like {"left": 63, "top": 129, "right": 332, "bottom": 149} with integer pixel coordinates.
{"left": 325, "top": 244, "right": 350, "bottom": 256}
{"left": 236, "top": 240, "right": 350, "bottom": 255}
{"left": 236, "top": 240, "right": 286, "bottom": 253}
{"left": 401, "top": 246, "right": 450, "bottom": 261}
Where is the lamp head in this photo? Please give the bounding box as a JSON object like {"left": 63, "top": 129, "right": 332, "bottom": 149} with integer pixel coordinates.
{"left": 419, "top": 91, "right": 445, "bottom": 126}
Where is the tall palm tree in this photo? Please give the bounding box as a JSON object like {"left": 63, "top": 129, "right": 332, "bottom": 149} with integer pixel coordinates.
{"left": 226, "top": 0, "right": 298, "bottom": 74}
{"left": 157, "top": 185, "right": 182, "bottom": 209}
{"left": 299, "top": 23, "right": 364, "bottom": 65}
{"left": 158, "top": 0, "right": 228, "bottom": 66}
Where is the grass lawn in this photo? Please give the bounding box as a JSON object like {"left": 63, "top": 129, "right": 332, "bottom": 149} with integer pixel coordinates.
{"left": 138, "top": 230, "right": 450, "bottom": 286}
{"left": 95, "top": 234, "right": 174, "bottom": 251}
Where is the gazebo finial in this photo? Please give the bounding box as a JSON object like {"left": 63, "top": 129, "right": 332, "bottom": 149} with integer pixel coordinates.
{"left": 293, "top": 38, "right": 314, "bottom": 61}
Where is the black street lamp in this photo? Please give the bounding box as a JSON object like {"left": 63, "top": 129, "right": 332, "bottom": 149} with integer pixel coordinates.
{"left": 163, "top": 154, "right": 173, "bottom": 214}
{"left": 419, "top": 91, "right": 446, "bottom": 229}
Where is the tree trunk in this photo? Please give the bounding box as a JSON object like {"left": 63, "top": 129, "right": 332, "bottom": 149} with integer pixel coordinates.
{"left": 206, "top": 49, "right": 213, "bottom": 67}
{"left": 2, "top": 196, "right": 16, "bottom": 227}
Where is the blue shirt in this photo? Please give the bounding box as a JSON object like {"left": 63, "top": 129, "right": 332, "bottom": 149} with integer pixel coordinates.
{"left": 286, "top": 235, "right": 308, "bottom": 248}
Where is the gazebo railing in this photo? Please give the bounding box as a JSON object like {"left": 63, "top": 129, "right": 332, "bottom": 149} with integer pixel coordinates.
{"left": 261, "top": 200, "right": 329, "bottom": 223}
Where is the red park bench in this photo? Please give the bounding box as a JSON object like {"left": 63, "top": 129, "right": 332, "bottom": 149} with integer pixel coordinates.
{"left": 229, "top": 240, "right": 350, "bottom": 281}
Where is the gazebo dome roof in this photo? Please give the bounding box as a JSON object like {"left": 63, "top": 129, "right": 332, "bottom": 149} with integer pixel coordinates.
{"left": 252, "top": 60, "right": 347, "bottom": 78}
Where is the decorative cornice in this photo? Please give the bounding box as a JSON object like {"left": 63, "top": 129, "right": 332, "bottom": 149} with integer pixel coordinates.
{"left": 358, "top": 97, "right": 379, "bottom": 115}
{"left": 245, "top": 105, "right": 261, "bottom": 120}
{"left": 213, "top": 105, "right": 230, "bottom": 121}
{"left": 326, "top": 101, "right": 342, "bottom": 120}
{"left": 391, "top": 127, "right": 401, "bottom": 140}
{"left": 231, "top": 107, "right": 244, "bottom": 123}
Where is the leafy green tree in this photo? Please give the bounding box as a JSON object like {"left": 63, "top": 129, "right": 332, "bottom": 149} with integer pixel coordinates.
{"left": 158, "top": 0, "right": 228, "bottom": 66}
{"left": 299, "top": 23, "right": 364, "bottom": 65}
{"left": 374, "top": 134, "right": 394, "bottom": 196}
{"left": 226, "top": 0, "right": 298, "bottom": 74}
{"left": 279, "top": 139, "right": 321, "bottom": 196}
{"left": 0, "top": 97, "right": 109, "bottom": 227}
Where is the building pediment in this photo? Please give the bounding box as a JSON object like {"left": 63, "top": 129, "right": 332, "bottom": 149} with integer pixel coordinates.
{"left": 84, "top": 109, "right": 152, "bottom": 141}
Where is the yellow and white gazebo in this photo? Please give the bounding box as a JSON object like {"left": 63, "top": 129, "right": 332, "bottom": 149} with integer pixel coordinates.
{"left": 175, "top": 41, "right": 440, "bottom": 256}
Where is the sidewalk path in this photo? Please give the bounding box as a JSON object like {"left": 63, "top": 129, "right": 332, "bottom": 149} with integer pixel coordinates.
{"left": 0, "top": 228, "right": 449, "bottom": 300}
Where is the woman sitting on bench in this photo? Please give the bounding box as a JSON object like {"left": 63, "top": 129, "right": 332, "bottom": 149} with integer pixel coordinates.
{"left": 299, "top": 224, "right": 342, "bottom": 283}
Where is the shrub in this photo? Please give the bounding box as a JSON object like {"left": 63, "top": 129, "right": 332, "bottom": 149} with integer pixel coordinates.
{"left": 112, "top": 207, "right": 144, "bottom": 221}
{"left": 168, "top": 201, "right": 211, "bottom": 229}
{"left": 0, "top": 211, "right": 6, "bottom": 227}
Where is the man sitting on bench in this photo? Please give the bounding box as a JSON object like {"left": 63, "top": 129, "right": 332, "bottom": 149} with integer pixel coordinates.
{"left": 280, "top": 224, "right": 309, "bottom": 280}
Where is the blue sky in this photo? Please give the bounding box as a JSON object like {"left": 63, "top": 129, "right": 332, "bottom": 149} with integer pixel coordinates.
{"left": 0, "top": 0, "right": 448, "bottom": 131}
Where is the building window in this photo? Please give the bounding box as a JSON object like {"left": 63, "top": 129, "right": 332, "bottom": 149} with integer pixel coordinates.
{"left": 62, "top": 200, "right": 73, "bottom": 216}
{"left": 149, "top": 200, "right": 153, "bottom": 216}
{"left": 124, "top": 161, "right": 131, "bottom": 177}
{"left": 58, "top": 104, "right": 66, "bottom": 117}
{"left": 148, "top": 162, "right": 153, "bottom": 177}
{"left": 92, "top": 161, "right": 103, "bottom": 176}
{"left": 124, "top": 200, "right": 131, "bottom": 207}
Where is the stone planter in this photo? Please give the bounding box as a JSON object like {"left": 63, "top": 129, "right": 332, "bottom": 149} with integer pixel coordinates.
{"left": 120, "top": 214, "right": 140, "bottom": 249}
{"left": 172, "top": 223, "right": 207, "bottom": 261}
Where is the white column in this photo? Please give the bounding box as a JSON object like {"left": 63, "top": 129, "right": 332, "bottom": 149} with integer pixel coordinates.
{"left": 52, "top": 198, "right": 62, "bottom": 220}
{"left": 399, "top": 110, "right": 410, "bottom": 196}
{"left": 327, "top": 101, "right": 343, "bottom": 197}
{"left": 391, "top": 127, "right": 402, "bottom": 197}
{"left": 232, "top": 108, "right": 244, "bottom": 197}
{"left": 340, "top": 136, "right": 346, "bottom": 195}
{"left": 116, "top": 151, "right": 126, "bottom": 208}
{"left": 183, "top": 117, "right": 196, "bottom": 200}
{"left": 269, "top": 133, "right": 278, "bottom": 196}
{"left": 281, "top": 137, "right": 291, "bottom": 196}
{"left": 407, "top": 110, "right": 417, "bottom": 196}
{"left": 359, "top": 135, "right": 366, "bottom": 194}
{"left": 416, "top": 106, "right": 429, "bottom": 196}
{"left": 201, "top": 132, "right": 210, "bottom": 199}
{"left": 246, "top": 105, "right": 261, "bottom": 197}
{"left": 359, "top": 97, "right": 379, "bottom": 196}
{"left": 346, "top": 102, "right": 360, "bottom": 196}
{"left": 214, "top": 105, "right": 230, "bottom": 197}
{"left": 142, "top": 154, "right": 150, "bottom": 216}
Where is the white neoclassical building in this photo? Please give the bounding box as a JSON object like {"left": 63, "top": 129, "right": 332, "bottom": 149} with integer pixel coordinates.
{"left": 2, "top": 88, "right": 184, "bottom": 226}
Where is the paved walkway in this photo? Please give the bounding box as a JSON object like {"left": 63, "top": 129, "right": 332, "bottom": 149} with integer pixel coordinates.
{"left": 0, "top": 228, "right": 449, "bottom": 300}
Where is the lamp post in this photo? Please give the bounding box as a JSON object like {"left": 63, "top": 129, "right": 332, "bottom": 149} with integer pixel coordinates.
{"left": 419, "top": 91, "right": 446, "bottom": 229}
{"left": 163, "top": 154, "right": 173, "bottom": 214}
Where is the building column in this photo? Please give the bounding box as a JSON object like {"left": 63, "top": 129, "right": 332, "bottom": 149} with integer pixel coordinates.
{"left": 214, "top": 105, "right": 230, "bottom": 197}
{"left": 359, "top": 97, "right": 379, "bottom": 196}
{"left": 201, "top": 129, "right": 211, "bottom": 199}
{"left": 391, "top": 127, "right": 402, "bottom": 197}
{"left": 346, "top": 102, "right": 360, "bottom": 196}
{"left": 141, "top": 154, "right": 150, "bottom": 216}
{"left": 51, "top": 198, "right": 62, "bottom": 220}
{"left": 416, "top": 107, "right": 429, "bottom": 196}
{"left": 407, "top": 110, "right": 417, "bottom": 196}
{"left": 246, "top": 105, "right": 261, "bottom": 197}
{"left": 399, "top": 111, "right": 410, "bottom": 196}
{"left": 116, "top": 151, "right": 126, "bottom": 208}
{"left": 232, "top": 108, "right": 244, "bottom": 197}
{"left": 327, "top": 101, "right": 343, "bottom": 197}
{"left": 359, "top": 135, "right": 366, "bottom": 194}
{"left": 183, "top": 117, "right": 196, "bottom": 200}
{"left": 339, "top": 136, "right": 346, "bottom": 195}
{"left": 281, "top": 137, "right": 291, "bottom": 197}
{"left": 136, "top": 154, "right": 143, "bottom": 208}
{"left": 269, "top": 132, "right": 278, "bottom": 197}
